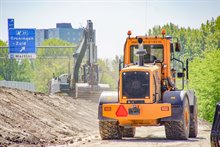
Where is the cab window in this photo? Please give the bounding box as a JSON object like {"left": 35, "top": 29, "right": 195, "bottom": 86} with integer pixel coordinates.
{"left": 130, "top": 44, "right": 164, "bottom": 63}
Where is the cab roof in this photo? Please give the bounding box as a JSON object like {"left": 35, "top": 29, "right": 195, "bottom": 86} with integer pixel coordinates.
{"left": 122, "top": 64, "right": 160, "bottom": 72}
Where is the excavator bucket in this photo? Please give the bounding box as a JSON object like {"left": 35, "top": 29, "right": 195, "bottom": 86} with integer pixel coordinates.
{"left": 211, "top": 102, "right": 220, "bottom": 147}
{"left": 75, "top": 83, "right": 110, "bottom": 100}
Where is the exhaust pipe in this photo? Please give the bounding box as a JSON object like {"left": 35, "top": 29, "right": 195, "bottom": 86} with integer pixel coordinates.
{"left": 136, "top": 38, "right": 146, "bottom": 66}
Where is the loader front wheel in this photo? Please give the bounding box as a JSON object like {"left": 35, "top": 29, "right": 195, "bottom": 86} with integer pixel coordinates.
{"left": 165, "top": 97, "right": 190, "bottom": 140}
{"left": 99, "top": 120, "right": 123, "bottom": 140}
{"left": 123, "top": 127, "right": 136, "bottom": 137}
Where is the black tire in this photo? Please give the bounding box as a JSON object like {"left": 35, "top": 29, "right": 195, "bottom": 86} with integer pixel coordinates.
{"left": 99, "top": 120, "right": 123, "bottom": 140}
{"left": 165, "top": 97, "right": 190, "bottom": 140}
{"left": 189, "top": 97, "right": 198, "bottom": 138}
{"left": 123, "top": 127, "right": 136, "bottom": 137}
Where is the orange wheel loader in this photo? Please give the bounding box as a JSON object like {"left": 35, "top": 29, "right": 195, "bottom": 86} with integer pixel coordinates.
{"left": 98, "top": 30, "right": 198, "bottom": 140}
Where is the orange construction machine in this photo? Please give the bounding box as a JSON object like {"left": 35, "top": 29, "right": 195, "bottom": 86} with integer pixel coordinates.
{"left": 98, "top": 30, "right": 198, "bottom": 140}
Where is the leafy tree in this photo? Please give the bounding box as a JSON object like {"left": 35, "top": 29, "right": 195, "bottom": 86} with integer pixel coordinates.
{"left": 32, "top": 39, "right": 75, "bottom": 92}
{"left": 98, "top": 55, "right": 120, "bottom": 90}
{"left": 189, "top": 49, "right": 220, "bottom": 122}
{"left": 0, "top": 40, "right": 33, "bottom": 81}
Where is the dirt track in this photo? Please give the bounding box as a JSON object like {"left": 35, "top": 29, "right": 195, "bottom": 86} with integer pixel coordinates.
{"left": 75, "top": 121, "right": 211, "bottom": 147}
{"left": 0, "top": 87, "right": 212, "bottom": 147}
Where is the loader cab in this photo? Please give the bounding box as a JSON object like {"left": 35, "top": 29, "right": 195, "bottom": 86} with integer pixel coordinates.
{"left": 123, "top": 32, "right": 173, "bottom": 84}
{"left": 121, "top": 30, "right": 186, "bottom": 102}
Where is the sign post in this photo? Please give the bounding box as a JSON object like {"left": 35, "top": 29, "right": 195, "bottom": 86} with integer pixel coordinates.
{"left": 8, "top": 28, "right": 36, "bottom": 59}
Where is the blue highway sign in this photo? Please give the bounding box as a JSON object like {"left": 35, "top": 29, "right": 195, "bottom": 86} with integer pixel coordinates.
{"left": 8, "top": 19, "right": 14, "bottom": 30}
{"left": 9, "top": 28, "right": 36, "bottom": 59}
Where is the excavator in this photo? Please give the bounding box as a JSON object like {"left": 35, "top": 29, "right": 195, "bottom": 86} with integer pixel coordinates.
{"left": 50, "top": 20, "right": 109, "bottom": 98}
{"left": 98, "top": 30, "right": 198, "bottom": 140}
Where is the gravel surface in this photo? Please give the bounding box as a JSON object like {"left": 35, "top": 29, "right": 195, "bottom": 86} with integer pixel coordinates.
{"left": 0, "top": 87, "right": 212, "bottom": 147}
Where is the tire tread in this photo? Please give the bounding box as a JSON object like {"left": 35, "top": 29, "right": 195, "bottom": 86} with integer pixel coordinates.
{"left": 123, "top": 128, "right": 135, "bottom": 137}
{"left": 99, "top": 121, "right": 122, "bottom": 140}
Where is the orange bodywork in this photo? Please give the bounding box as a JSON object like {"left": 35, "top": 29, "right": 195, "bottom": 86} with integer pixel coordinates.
{"left": 102, "top": 35, "right": 174, "bottom": 126}
{"left": 102, "top": 103, "right": 171, "bottom": 126}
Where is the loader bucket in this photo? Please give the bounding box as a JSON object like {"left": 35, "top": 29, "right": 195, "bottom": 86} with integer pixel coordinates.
{"left": 211, "top": 102, "right": 220, "bottom": 147}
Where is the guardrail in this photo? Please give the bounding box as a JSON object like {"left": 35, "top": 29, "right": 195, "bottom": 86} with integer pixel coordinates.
{"left": 0, "top": 81, "right": 35, "bottom": 92}
{"left": 211, "top": 102, "right": 220, "bottom": 147}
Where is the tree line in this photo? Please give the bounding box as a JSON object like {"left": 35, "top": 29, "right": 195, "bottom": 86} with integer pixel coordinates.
{"left": 0, "top": 39, "right": 75, "bottom": 93}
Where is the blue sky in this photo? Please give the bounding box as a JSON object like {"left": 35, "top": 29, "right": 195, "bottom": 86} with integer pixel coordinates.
{"left": 0, "top": 0, "right": 219, "bottom": 58}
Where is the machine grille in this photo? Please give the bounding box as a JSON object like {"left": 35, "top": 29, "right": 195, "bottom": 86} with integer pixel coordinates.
{"left": 122, "top": 71, "right": 149, "bottom": 98}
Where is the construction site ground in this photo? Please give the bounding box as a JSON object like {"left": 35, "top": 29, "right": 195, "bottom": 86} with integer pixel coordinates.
{"left": 0, "top": 87, "right": 212, "bottom": 147}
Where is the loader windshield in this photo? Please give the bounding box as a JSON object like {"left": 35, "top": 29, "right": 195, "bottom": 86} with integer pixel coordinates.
{"left": 130, "top": 44, "right": 164, "bottom": 63}
{"left": 122, "top": 71, "right": 149, "bottom": 98}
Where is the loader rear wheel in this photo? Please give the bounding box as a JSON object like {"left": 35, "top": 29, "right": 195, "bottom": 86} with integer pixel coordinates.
{"left": 123, "top": 127, "right": 136, "bottom": 137}
{"left": 165, "top": 97, "right": 190, "bottom": 140}
{"left": 99, "top": 120, "right": 123, "bottom": 140}
{"left": 189, "top": 103, "right": 198, "bottom": 138}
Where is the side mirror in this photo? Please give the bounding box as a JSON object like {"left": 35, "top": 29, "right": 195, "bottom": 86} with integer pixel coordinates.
{"left": 177, "top": 72, "right": 185, "bottom": 78}
{"left": 175, "top": 42, "right": 181, "bottom": 52}
{"left": 119, "top": 59, "right": 122, "bottom": 72}
{"left": 186, "top": 59, "right": 189, "bottom": 80}
{"left": 119, "top": 59, "right": 123, "bottom": 72}
{"left": 170, "top": 43, "right": 174, "bottom": 52}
